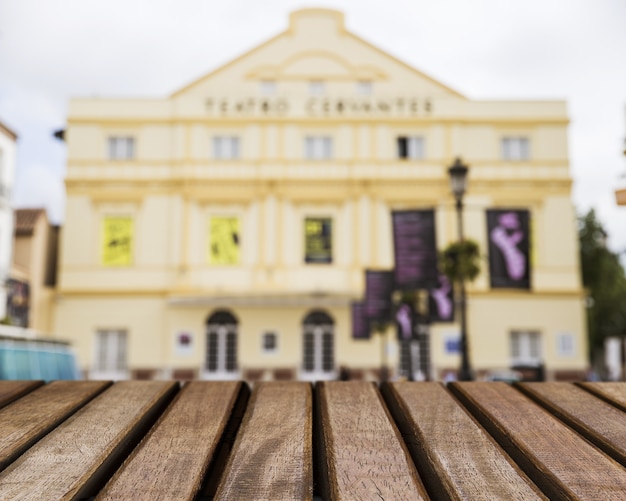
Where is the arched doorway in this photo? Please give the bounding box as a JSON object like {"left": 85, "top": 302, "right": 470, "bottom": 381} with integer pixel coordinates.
{"left": 301, "top": 310, "right": 335, "bottom": 380}
{"left": 203, "top": 309, "right": 238, "bottom": 380}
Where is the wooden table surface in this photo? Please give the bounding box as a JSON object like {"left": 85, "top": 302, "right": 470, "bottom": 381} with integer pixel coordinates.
{"left": 0, "top": 380, "right": 625, "bottom": 500}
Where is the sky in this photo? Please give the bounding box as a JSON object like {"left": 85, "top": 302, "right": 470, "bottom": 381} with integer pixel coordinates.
{"left": 1, "top": 0, "right": 625, "bottom": 259}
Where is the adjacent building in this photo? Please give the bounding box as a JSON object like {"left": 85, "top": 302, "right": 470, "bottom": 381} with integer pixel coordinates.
{"left": 0, "top": 121, "right": 17, "bottom": 322}
{"left": 55, "top": 8, "right": 588, "bottom": 381}
{"left": 9, "top": 209, "right": 59, "bottom": 331}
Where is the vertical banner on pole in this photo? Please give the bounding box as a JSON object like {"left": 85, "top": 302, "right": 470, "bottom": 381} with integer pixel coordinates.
{"left": 364, "top": 270, "right": 394, "bottom": 322}
{"left": 429, "top": 273, "right": 455, "bottom": 322}
{"left": 392, "top": 209, "right": 439, "bottom": 290}
{"left": 396, "top": 303, "right": 431, "bottom": 381}
{"left": 351, "top": 302, "right": 370, "bottom": 340}
{"left": 486, "top": 209, "right": 531, "bottom": 289}
{"left": 395, "top": 302, "right": 415, "bottom": 341}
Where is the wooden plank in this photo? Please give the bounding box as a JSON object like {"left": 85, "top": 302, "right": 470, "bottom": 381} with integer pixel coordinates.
{"left": 579, "top": 382, "right": 626, "bottom": 412}
{"left": 97, "top": 381, "right": 247, "bottom": 501}
{"left": 383, "top": 382, "right": 545, "bottom": 500}
{"left": 450, "top": 382, "right": 626, "bottom": 500}
{"left": 317, "top": 381, "right": 428, "bottom": 501}
{"left": 519, "top": 382, "right": 626, "bottom": 468}
{"left": 0, "top": 380, "right": 43, "bottom": 409}
{"left": 214, "top": 382, "right": 312, "bottom": 501}
{"left": 0, "top": 380, "right": 177, "bottom": 501}
{"left": 0, "top": 380, "right": 110, "bottom": 472}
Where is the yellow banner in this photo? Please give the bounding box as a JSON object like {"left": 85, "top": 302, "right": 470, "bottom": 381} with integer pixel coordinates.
{"left": 305, "top": 217, "right": 332, "bottom": 263}
{"left": 209, "top": 217, "right": 240, "bottom": 265}
{"left": 102, "top": 216, "right": 133, "bottom": 266}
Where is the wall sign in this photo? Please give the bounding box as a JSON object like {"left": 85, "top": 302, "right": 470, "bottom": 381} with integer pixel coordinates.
{"left": 444, "top": 332, "right": 461, "bottom": 354}
{"left": 175, "top": 331, "right": 194, "bottom": 356}
{"left": 205, "top": 97, "right": 433, "bottom": 117}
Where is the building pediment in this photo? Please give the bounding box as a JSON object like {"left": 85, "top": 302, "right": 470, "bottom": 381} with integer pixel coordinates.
{"left": 172, "top": 8, "right": 464, "bottom": 100}
{"left": 246, "top": 51, "right": 387, "bottom": 81}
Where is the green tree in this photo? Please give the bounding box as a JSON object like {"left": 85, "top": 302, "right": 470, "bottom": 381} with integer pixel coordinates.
{"left": 440, "top": 239, "right": 481, "bottom": 283}
{"left": 579, "top": 209, "right": 626, "bottom": 356}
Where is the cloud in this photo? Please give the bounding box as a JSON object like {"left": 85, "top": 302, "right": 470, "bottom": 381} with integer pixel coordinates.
{"left": 13, "top": 163, "right": 65, "bottom": 224}
{"left": 1, "top": 0, "right": 625, "bottom": 251}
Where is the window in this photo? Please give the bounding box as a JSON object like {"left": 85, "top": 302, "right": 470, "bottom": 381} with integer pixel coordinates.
{"left": 502, "top": 137, "right": 530, "bottom": 160}
{"left": 208, "top": 216, "right": 240, "bottom": 265}
{"left": 262, "top": 332, "right": 278, "bottom": 353}
{"left": 107, "top": 137, "right": 135, "bottom": 160}
{"left": 309, "top": 80, "right": 324, "bottom": 96}
{"left": 101, "top": 216, "right": 133, "bottom": 266}
{"left": 213, "top": 136, "right": 240, "bottom": 159}
{"left": 304, "top": 136, "right": 332, "bottom": 160}
{"left": 94, "top": 330, "right": 127, "bottom": 374}
{"left": 356, "top": 80, "right": 372, "bottom": 95}
{"left": 260, "top": 80, "right": 276, "bottom": 95}
{"left": 510, "top": 331, "right": 541, "bottom": 366}
{"left": 304, "top": 217, "right": 332, "bottom": 264}
{"left": 397, "top": 136, "right": 425, "bottom": 160}
{"left": 556, "top": 332, "right": 576, "bottom": 357}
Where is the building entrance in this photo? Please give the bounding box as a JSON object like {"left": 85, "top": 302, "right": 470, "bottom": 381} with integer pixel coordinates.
{"left": 203, "top": 310, "right": 238, "bottom": 379}
{"left": 301, "top": 310, "right": 335, "bottom": 380}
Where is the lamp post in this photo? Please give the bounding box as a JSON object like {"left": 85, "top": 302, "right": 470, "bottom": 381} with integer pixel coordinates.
{"left": 448, "top": 157, "right": 473, "bottom": 381}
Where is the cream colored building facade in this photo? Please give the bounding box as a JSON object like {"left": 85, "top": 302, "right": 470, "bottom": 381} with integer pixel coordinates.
{"left": 55, "top": 9, "right": 587, "bottom": 381}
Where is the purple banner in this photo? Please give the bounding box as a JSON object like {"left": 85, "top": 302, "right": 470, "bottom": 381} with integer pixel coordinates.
{"left": 392, "top": 210, "right": 439, "bottom": 290}
{"left": 351, "top": 302, "right": 370, "bottom": 340}
{"left": 429, "top": 273, "right": 455, "bottom": 322}
{"left": 364, "top": 270, "right": 394, "bottom": 322}
{"left": 487, "top": 209, "right": 531, "bottom": 289}
{"left": 395, "top": 302, "right": 415, "bottom": 341}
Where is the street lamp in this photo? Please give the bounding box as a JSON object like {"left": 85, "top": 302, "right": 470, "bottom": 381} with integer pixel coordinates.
{"left": 448, "top": 157, "right": 472, "bottom": 381}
